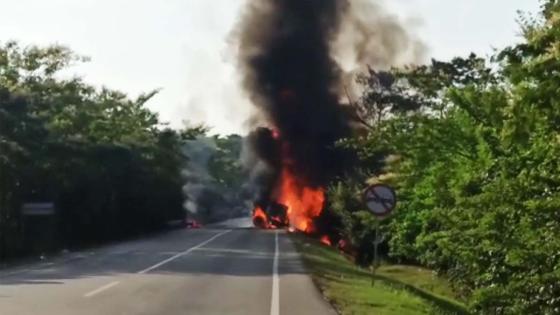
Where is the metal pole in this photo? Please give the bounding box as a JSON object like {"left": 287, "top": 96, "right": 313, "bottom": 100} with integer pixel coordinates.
{"left": 371, "top": 224, "right": 379, "bottom": 286}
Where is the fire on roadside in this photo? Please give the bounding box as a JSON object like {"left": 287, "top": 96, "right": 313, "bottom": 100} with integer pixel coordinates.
{"left": 320, "top": 235, "right": 332, "bottom": 246}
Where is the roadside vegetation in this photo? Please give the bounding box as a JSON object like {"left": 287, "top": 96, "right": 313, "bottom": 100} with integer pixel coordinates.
{"left": 0, "top": 42, "right": 242, "bottom": 262}
{"left": 291, "top": 234, "right": 469, "bottom": 315}
{"left": 3, "top": 2, "right": 560, "bottom": 314}
{"left": 0, "top": 42, "right": 193, "bottom": 260}
{"left": 323, "top": 2, "right": 560, "bottom": 314}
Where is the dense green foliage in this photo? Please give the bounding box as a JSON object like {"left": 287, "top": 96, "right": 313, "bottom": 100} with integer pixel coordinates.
{"left": 0, "top": 42, "right": 196, "bottom": 260}
{"left": 328, "top": 2, "right": 560, "bottom": 314}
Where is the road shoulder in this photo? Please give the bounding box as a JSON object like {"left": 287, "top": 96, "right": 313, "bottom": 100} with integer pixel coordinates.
{"left": 277, "top": 231, "right": 338, "bottom": 315}
{"left": 290, "top": 233, "right": 470, "bottom": 315}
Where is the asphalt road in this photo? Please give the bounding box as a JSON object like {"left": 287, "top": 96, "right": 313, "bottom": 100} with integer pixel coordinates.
{"left": 0, "top": 218, "right": 335, "bottom": 315}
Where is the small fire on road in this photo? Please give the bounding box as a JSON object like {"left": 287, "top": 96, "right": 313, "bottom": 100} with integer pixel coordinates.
{"left": 252, "top": 206, "right": 269, "bottom": 229}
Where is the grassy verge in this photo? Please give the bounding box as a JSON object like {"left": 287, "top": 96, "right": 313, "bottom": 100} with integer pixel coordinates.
{"left": 290, "top": 234, "right": 470, "bottom": 315}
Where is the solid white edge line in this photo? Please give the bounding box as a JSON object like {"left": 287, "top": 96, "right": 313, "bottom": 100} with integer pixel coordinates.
{"left": 137, "top": 229, "right": 232, "bottom": 274}
{"left": 84, "top": 281, "right": 120, "bottom": 298}
{"left": 270, "top": 231, "right": 280, "bottom": 315}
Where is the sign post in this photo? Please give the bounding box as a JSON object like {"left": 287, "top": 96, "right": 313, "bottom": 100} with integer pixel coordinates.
{"left": 21, "top": 203, "right": 56, "bottom": 256}
{"left": 373, "top": 221, "right": 379, "bottom": 286}
{"left": 363, "top": 184, "right": 396, "bottom": 286}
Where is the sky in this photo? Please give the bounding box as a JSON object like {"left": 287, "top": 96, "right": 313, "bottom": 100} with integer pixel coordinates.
{"left": 0, "top": 0, "right": 540, "bottom": 135}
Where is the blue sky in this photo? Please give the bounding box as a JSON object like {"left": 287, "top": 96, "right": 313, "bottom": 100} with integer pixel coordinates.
{"left": 0, "top": 0, "right": 540, "bottom": 135}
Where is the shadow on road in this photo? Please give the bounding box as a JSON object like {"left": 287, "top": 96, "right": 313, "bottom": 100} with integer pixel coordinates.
{"left": 0, "top": 228, "right": 306, "bottom": 286}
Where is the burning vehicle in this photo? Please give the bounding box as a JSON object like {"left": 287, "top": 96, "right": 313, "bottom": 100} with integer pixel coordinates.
{"left": 252, "top": 203, "right": 287, "bottom": 229}
{"left": 251, "top": 164, "right": 326, "bottom": 232}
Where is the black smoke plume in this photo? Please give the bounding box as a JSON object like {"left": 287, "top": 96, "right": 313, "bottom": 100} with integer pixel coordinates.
{"left": 238, "top": 0, "right": 353, "bottom": 192}
{"left": 234, "top": 0, "right": 425, "bottom": 209}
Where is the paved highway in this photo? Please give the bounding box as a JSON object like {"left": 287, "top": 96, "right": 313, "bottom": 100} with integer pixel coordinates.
{"left": 0, "top": 218, "right": 335, "bottom": 315}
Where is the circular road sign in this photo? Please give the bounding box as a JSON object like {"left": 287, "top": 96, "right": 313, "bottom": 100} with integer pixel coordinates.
{"left": 364, "top": 184, "right": 397, "bottom": 218}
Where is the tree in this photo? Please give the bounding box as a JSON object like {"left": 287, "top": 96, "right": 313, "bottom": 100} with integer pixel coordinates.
{"left": 0, "top": 41, "right": 192, "bottom": 258}
{"left": 330, "top": 2, "right": 560, "bottom": 313}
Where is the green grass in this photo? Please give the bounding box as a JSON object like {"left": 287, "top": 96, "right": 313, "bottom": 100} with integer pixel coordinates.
{"left": 290, "top": 234, "right": 470, "bottom": 315}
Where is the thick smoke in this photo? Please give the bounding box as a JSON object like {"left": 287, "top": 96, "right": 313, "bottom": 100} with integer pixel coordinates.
{"left": 237, "top": 0, "right": 352, "bottom": 190}
{"left": 234, "top": 0, "right": 425, "bottom": 203}
{"left": 334, "top": 0, "right": 427, "bottom": 97}
{"left": 182, "top": 137, "right": 246, "bottom": 222}
{"left": 182, "top": 138, "right": 217, "bottom": 215}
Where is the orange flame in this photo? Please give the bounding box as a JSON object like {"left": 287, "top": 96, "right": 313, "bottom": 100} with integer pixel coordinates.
{"left": 252, "top": 206, "right": 269, "bottom": 229}
{"left": 320, "top": 235, "right": 332, "bottom": 246}
{"left": 275, "top": 168, "right": 325, "bottom": 233}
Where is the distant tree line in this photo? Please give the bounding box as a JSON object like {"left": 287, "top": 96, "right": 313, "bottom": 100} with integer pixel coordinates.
{"left": 0, "top": 42, "right": 209, "bottom": 261}
{"left": 327, "top": 2, "right": 560, "bottom": 314}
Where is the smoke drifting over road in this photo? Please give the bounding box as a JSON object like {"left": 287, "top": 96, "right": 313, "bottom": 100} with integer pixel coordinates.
{"left": 233, "top": 0, "right": 424, "bottom": 230}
